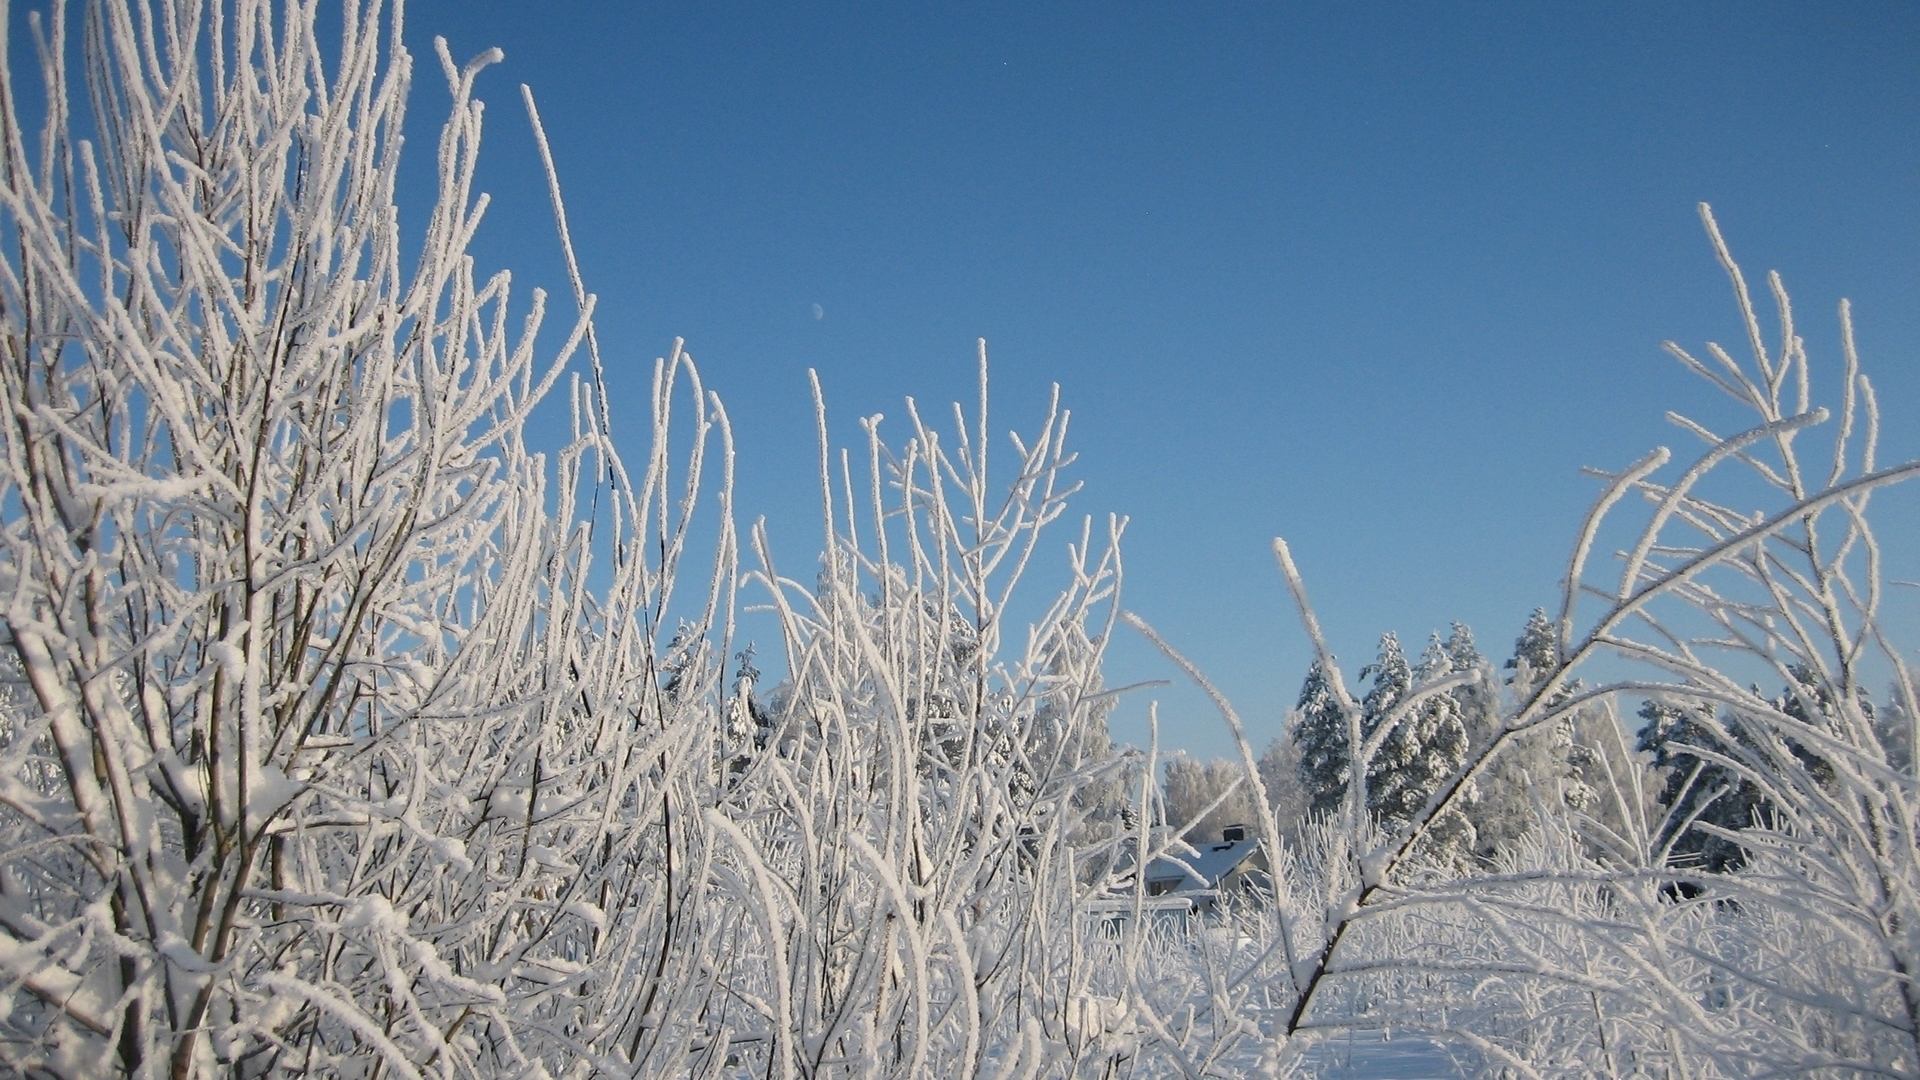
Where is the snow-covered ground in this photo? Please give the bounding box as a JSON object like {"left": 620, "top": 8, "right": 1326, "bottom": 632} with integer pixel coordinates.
{"left": 1295, "top": 1032, "right": 1470, "bottom": 1078}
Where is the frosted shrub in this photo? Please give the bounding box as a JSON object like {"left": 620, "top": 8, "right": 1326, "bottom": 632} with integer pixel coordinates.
{"left": 0, "top": 5, "right": 1142, "bottom": 1076}
{"left": 0, "top": 0, "right": 740, "bottom": 1074}
{"left": 713, "top": 357, "right": 1140, "bottom": 1078}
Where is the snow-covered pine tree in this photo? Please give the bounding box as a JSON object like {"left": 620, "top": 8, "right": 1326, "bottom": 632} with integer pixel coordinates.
{"left": 1402, "top": 634, "right": 1476, "bottom": 860}
{"left": 1292, "top": 658, "right": 1352, "bottom": 817}
{"left": 1359, "top": 633, "right": 1421, "bottom": 825}
{"left": 1636, "top": 696, "right": 1765, "bottom": 873}
{"left": 1359, "top": 635, "right": 1448, "bottom": 834}
{"left": 1505, "top": 607, "right": 1559, "bottom": 690}
{"left": 724, "top": 645, "right": 776, "bottom": 765}
{"left": 1643, "top": 667, "right": 1875, "bottom": 875}
{"left": 1443, "top": 622, "right": 1500, "bottom": 749}
{"left": 1878, "top": 684, "right": 1915, "bottom": 776}
{"left": 1236, "top": 207, "right": 1920, "bottom": 1075}
{"left": 1463, "top": 611, "right": 1594, "bottom": 857}
{"left": 1773, "top": 663, "right": 1873, "bottom": 789}
{"left": 1294, "top": 631, "right": 1473, "bottom": 844}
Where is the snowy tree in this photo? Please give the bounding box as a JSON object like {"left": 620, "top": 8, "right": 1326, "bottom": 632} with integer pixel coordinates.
{"left": 1361, "top": 632, "right": 1469, "bottom": 833}
{"left": 1443, "top": 622, "right": 1500, "bottom": 746}
{"left": 1291, "top": 658, "right": 1351, "bottom": 818}
{"left": 1236, "top": 209, "right": 1920, "bottom": 1076}
{"left": 1257, "top": 732, "right": 1310, "bottom": 841}
{"left": 0, "top": 2, "right": 1138, "bottom": 1075}
{"left": 1163, "top": 755, "right": 1262, "bottom": 844}
{"left": 1504, "top": 607, "right": 1560, "bottom": 692}
{"left": 1462, "top": 611, "right": 1594, "bottom": 858}
{"left": 1878, "top": 684, "right": 1915, "bottom": 776}
{"left": 723, "top": 349, "right": 1155, "bottom": 1076}
{"left": 1769, "top": 664, "right": 1863, "bottom": 792}
{"left": 1355, "top": 633, "right": 1415, "bottom": 824}
{"left": 1404, "top": 635, "right": 1476, "bottom": 860}
{"left": 1291, "top": 630, "right": 1475, "bottom": 856}
{"left": 0, "top": 1, "right": 751, "bottom": 1072}
{"left": 8, "top": 0, "right": 1920, "bottom": 1074}
{"left": 1637, "top": 696, "right": 1766, "bottom": 873}
{"left": 722, "top": 645, "right": 776, "bottom": 768}
{"left": 1639, "top": 668, "right": 1872, "bottom": 875}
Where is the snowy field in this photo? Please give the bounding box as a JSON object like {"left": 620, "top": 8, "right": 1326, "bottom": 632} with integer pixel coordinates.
{"left": 1296, "top": 1033, "right": 1470, "bottom": 1079}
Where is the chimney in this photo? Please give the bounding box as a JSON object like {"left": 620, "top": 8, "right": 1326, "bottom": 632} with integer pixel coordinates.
{"left": 1221, "top": 824, "right": 1248, "bottom": 843}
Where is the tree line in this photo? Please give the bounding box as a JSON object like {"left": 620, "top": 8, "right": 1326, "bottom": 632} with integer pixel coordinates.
{"left": 1164, "top": 608, "right": 1914, "bottom": 874}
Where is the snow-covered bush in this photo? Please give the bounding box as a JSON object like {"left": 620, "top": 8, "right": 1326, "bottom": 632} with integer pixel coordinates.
{"left": 0, "top": 4, "right": 1140, "bottom": 1076}
{"left": 698, "top": 356, "right": 1140, "bottom": 1078}
{"left": 0, "top": 0, "right": 742, "bottom": 1073}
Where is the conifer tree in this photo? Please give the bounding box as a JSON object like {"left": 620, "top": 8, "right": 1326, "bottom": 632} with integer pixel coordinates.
{"left": 1773, "top": 664, "right": 1871, "bottom": 791}
{"left": 1292, "top": 658, "right": 1352, "bottom": 817}
{"left": 1397, "top": 634, "right": 1476, "bottom": 858}
{"left": 1642, "top": 667, "right": 1876, "bottom": 875}
{"left": 725, "top": 645, "right": 776, "bottom": 758}
{"left": 1878, "top": 685, "right": 1915, "bottom": 776}
{"left": 1456, "top": 611, "right": 1589, "bottom": 856}
{"left": 1442, "top": 623, "right": 1499, "bottom": 751}
{"left": 1636, "top": 697, "right": 1764, "bottom": 873}
{"left": 1294, "top": 631, "right": 1476, "bottom": 850}
{"left": 1506, "top": 607, "right": 1559, "bottom": 691}
{"left": 1358, "top": 633, "right": 1415, "bottom": 821}
{"left": 1362, "top": 632, "right": 1462, "bottom": 829}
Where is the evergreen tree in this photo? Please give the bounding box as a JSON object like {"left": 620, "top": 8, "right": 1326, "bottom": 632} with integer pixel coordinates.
{"left": 1878, "top": 683, "right": 1915, "bottom": 776}
{"left": 661, "top": 619, "right": 700, "bottom": 702}
{"left": 1293, "top": 658, "right": 1352, "bottom": 817}
{"left": 726, "top": 646, "right": 776, "bottom": 751}
{"left": 1358, "top": 633, "right": 1416, "bottom": 823}
{"left": 1443, "top": 622, "right": 1500, "bottom": 751}
{"left": 1773, "top": 663, "right": 1873, "bottom": 792}
{"left": 1505, "top": 607, "right": 1560, "bottom": 694}
{"left": 1445, "top": 610, "right": 1611, "bottom": 860}
{"left": 1362, "top": 632, "right": 1472, "bottom": 830}
{"left": 1294, "top": 630, "right": 1476, "bottom": 858}
{"left": 1402, "top": 634, "right": 1476, "bottom": 858}
{"left": 1636, "top": 697, "right": 1765, "bottom": 873}
{"left": 1640, "top": 669, "right": 1876, "bottom": 875}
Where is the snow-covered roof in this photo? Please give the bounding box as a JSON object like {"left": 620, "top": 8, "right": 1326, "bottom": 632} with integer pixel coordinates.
{"left": 1140, "top": 837, "right": 1262, "bottom": 892}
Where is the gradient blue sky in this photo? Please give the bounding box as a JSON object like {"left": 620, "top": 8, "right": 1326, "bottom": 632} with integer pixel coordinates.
{"left": 404, "top": 1, "right": 1920, "bottom": 762}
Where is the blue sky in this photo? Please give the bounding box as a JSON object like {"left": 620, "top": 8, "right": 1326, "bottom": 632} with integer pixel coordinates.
{"left": 404, "top": 1, "right": 1920, "bottom": 762}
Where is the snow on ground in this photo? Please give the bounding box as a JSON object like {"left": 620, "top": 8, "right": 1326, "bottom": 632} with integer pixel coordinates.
{"left": 1295, "top": 1031, "right": 1471, "bottom": 1078}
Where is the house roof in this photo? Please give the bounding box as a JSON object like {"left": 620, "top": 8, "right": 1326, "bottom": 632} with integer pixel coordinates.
{"left": 1139, "top": 837, "right": 1262, "bottom": 892}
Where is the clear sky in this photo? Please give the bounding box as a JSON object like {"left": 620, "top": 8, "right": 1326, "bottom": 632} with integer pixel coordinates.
{"left": 402, "top": 0, "right": 1920, "bottom": 763}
